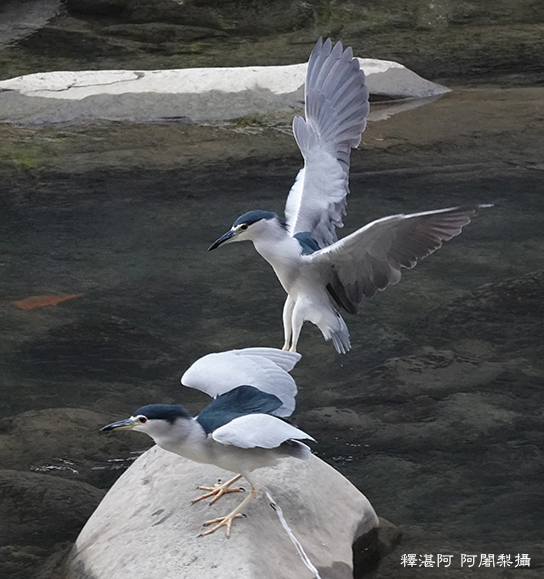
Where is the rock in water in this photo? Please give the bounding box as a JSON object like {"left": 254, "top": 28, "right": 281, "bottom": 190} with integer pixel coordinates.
{"left": 62, "top": 446, "right": 382, "bottom": 578}
{"left": 0, "top": 60, "right": 449, "bottom": 126}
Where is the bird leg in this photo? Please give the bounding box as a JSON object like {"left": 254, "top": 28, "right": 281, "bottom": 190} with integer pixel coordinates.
{"left": 191, "top": 474, "right": 243, "bottom": 505}
{"left": 282, "top": 296, "right": 294, "bottom": 350}
{"left": 289, "top": 305, "right": 304, "bottom": 353}
{"left": 199, "top": 484, "right": 258, "bottom": 538}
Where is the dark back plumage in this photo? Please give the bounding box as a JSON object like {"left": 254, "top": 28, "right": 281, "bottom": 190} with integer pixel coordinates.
{"left": 293, "top": 231, "right": 321, "bottom": 255}
{"left": 196, "top": 385, "right": 283, "bottom": 434}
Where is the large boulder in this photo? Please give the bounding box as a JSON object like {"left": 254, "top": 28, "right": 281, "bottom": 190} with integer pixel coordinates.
{"left": 61, "top": 445, "right": 387, "bottom": 578}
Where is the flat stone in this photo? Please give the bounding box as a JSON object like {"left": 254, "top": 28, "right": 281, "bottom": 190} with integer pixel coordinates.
{"left": 62, "top": 445, "right": 384, "bottom": 578}
{"left": 0, "top": 58, "right": 449, "bottom": 125}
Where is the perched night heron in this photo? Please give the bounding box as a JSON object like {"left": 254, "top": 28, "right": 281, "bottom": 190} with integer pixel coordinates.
{"left": 101, "top": 348, "right": 313, "bottom": 537}
{"left": 209, "top": 38, "right": 490, "bottom": 354}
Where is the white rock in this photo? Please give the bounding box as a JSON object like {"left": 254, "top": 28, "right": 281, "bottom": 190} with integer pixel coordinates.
{"left": 0, "top": 59, "right": 449, "bottom": 125}
{"left": 0, "top": 60, "right": 446, "bottom": 100}
{"left": 63, "top": 445, "right": 380, "bottom": 579}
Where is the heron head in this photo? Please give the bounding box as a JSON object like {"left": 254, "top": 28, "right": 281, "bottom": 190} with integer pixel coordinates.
{"left": 208, "top": 210, "right": 283, "bottom": 250}
{"left": 101, "top": 404, "right": 192, "bottom": 440}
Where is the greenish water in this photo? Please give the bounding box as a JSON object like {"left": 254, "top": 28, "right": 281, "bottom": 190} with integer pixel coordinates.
{"left": 1, "top": 86, "right": 544, "bottom": 578}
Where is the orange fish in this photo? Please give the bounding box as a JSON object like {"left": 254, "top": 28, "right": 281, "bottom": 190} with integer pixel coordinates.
{"left": 13, "top": 294, "right": 81, "bottom": 310}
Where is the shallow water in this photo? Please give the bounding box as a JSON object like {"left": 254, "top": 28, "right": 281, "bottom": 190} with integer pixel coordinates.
{"left": 1, "top": 86, "right": 544, "bottom": 577}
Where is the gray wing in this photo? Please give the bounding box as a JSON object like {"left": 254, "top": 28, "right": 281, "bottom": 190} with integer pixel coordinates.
{"left": 310, "top": 205, "right": 490, "bottom": 314}
{"left": 181, "top": 348, "right": 300, "bottom": 417}
{"left": 212, "top": 414, "right": 314, "bottom": 449}
{"left": 284, "top": 38, "right": 370, "bottom": 247}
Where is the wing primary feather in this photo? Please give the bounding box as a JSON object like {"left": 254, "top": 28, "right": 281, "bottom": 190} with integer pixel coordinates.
{"left": 285, "top": 38, "right": 370, "bottom": 247}
{"left": 313, "top": 204, "right": 491, "bottom": 313}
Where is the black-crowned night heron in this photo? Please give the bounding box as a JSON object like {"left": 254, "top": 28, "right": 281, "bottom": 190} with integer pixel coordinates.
{"left": 101, "top": 348, "right": 313, "bottom": 537}
{"left": 209, "top": 38, "right": 490, "bottom": 354}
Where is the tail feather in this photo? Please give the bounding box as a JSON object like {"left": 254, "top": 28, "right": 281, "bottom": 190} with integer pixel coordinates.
{"left": 282, "top": 440, "right": 313, "bottom": 460}
{"left": 331, "top": 331, "right": 351, "bottom": 354}
{"left": 329, "top": 315, "right": 351, "bottom": 354}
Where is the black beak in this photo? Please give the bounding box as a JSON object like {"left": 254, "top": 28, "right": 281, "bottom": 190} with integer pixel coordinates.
{"left": 101, "top": 417, "right": 136, "bottom": 432}
{"left": 208, "top": 230, "right": 235, "bottom": 251}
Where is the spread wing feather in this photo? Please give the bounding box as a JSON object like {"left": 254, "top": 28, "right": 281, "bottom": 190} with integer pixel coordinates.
{"left": 310, "top": 205, "right": 489, "bottom": 313}
{"left": 284, "top": 38, "right": 370, "bottom": 247}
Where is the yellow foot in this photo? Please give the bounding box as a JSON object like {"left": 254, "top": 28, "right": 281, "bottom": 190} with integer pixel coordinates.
{"left": 197, "top": 483, "right": 258, "bottom": 538}
{"left": 191, "top": 474, "right": 243, "bottom": 505}
{"left": 199, "top": 513, "right": 246, "bottom": 538}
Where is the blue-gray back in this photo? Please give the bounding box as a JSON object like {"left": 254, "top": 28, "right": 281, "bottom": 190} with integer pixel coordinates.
{"left": 196, "top": 385, "right": 283, "bottom": 434}
{"left": 294, "top": 231, "right": 321, "bottom": 255}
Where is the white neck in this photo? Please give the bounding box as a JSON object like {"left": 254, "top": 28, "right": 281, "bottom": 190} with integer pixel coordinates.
{"left": 249, "top": 221, "right": 303, "bottom": 285}
{"left": 151, "top": 418, "right": 210, "bottom": 464}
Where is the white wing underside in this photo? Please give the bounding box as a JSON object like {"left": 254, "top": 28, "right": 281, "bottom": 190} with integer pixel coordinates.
{"left": 181, "top": 348, "right": 301, "bottom": 417}
{"left": 285, "top": 38, "right": 370, "bottom": 247}
{"left": 310, "top": 205, "right": 488, "bottom": 313}
{"left": 212, "top": 413, "right": 314, "bottom": 449}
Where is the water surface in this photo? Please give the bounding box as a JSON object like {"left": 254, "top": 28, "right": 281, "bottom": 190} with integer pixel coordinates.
{"left": 1, "top": 88, "right": 543, "bottom": 577}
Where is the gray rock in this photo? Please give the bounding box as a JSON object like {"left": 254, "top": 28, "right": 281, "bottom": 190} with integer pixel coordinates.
{"left": 62, "top": 445, "right": 384, "bottom": 578}
{"left": 0, "top": 58, "right": 449, "bottom": 126}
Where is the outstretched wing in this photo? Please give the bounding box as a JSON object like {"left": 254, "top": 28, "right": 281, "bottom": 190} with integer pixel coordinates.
{"left": 285, "top": 37, "right": 369, "bottom": 247}
{"left": 310, "top": 205, "right": 490, "bottom": 314}
{"left": 181, "top": 348, "right": 300, "bottom": 417}
{"left": 212, "top": 413, "right": 314, "bottom": 449}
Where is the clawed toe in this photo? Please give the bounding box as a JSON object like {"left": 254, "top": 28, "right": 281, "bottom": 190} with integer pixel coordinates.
{"left": 199, "top": 513, "right": 246, "bottom": 538}
{"left": 191, "top": 474, "right": 243, "bottom": 505}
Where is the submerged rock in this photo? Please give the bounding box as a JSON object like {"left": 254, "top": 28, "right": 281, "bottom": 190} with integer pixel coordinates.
{"left": 0, "top": 408, "right": 151, "bottom": 487}
{"left": 419, "top": 270, "right": 544, "bottom": 357}
{"left": 61, "top": 446, "right": 388, "bottom": 578}
{"left": 0, "top": 0, "right": 61, "bottom": 48}
{"left": 66, "top": 0, "right": 130, "bottom": 16}
{"left": 0, "top": 469, "right": 103, "bottom": 549}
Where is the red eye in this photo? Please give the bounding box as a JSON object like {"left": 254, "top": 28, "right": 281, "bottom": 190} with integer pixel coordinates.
{"left": 139, "top": 416, "right": 147, "bottom": 423}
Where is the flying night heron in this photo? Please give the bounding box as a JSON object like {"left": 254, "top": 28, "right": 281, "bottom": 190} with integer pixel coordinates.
{"left": 209, "top": 38, "right": 490, "bottom": 354}
{"left": 101, "top": 348, "right": 313, "bottom": 537}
